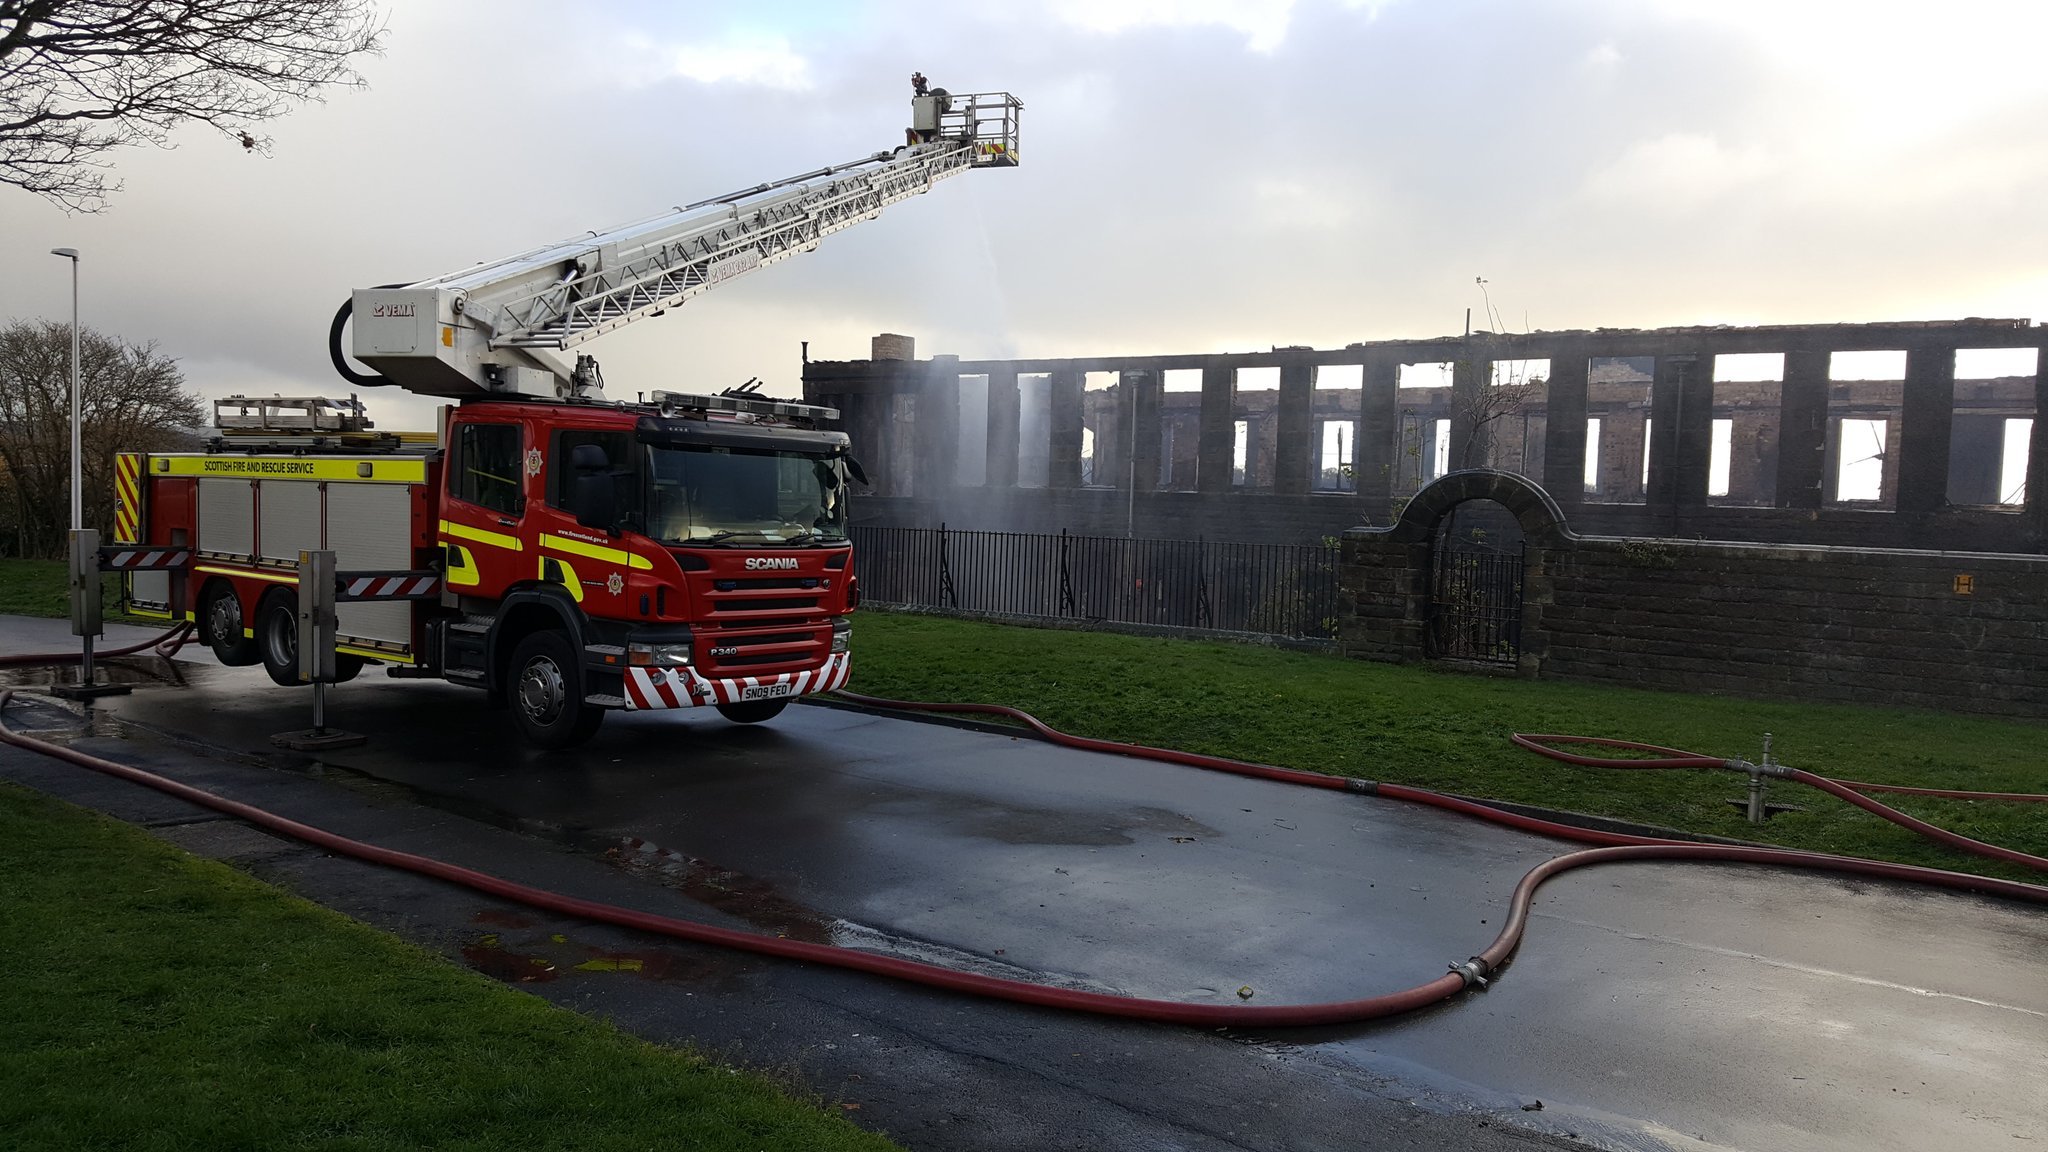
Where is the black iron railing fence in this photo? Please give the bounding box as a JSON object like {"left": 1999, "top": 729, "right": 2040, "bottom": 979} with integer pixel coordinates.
{"left": 850, "top": 525, "right": 1342, "bottom": 639}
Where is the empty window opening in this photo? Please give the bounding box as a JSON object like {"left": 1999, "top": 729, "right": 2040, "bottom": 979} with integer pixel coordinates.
{"left": 1956, "top": 347, "right": 2039, "bottom": 380}
{"left": 1585, "top": 356, "right": 1653, "bottom": 504}
{"left": 1232, "top": 420, "right": 1250, "bottom": 486}
{"left": 1401, "top": 361, "right": 1454, "bottom": 389}
{"left": 2002, "top": 418, "right": 2032, "bottom": 505}
{"left": 1315, "top": 364, "right": 1363, "bottom": 391}
{"left": 1478, "top": 363, "right": 1547, "bottom": 477}
{"left": 1432, "top": 419, "right": 1450, "bottom": 479}
{"left": 1836, "top": 419, "right": 1887, "bottom": 501}
{"left": 1236, "top": 366, "right": 1280, "bottom": 391}
{"left": 1016, "top": 373, "right": 1051, "bottom": 488}
{"left": 1642, "top": 417, "right": 1653, "bottom": 490}
{"left": 1946, "top": 352, "right": 2033, "bottom": 505}
{"left": 1583, "top": 418, "right": 1602, "bottom": 492}
{"left": 1709, "top": 355, "right": 1780, "bottom": 507}
{"left": 1081, "top": 427, "right": 1096, "bottom": 486}
{"left": 1714, "top": 352, "right": 1785, "bottom": 382}
{"left": 1163, "top": 369, "right": 1203, "bottom": 393}
{"left": 1491, "top": 359, "right": 1549, "bottom": 387}
{"left": 1081, "top": 372, "right": 1121, "bottom": 489}
{"left": 955, "top": 374, "right": 989, "bottom": 487}
{"left": 1708, "top": 418, "right": 1733, "bottom": 497}
{"left": 1317, "top": 420, "right": 1353, "bottom": 491}
{"left": 1830, "top": 350, "right": 1907, "bottom": 381}
{"left": 1826, "top": 358, "right": 1901, "bottom": 509}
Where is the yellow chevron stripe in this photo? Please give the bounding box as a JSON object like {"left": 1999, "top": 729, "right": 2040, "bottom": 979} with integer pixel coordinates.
{"left": 538, "top": 532, "right": 653, "bottom": 570}
{"left": 438, "top": 519, "right": 523, "bottom": 552}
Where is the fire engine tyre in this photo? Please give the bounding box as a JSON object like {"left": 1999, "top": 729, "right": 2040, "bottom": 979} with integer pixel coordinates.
{"left": 201, "top": 582, "right": 260, "bottom": 667}
{"left": 508, "top": 630, "right": 605, "bottom": 750}
{"left": 256, "top": 591, "right": 363, "bottom": 687}
{"left": 715, "top": 699, "right": 788, "bottom": 725}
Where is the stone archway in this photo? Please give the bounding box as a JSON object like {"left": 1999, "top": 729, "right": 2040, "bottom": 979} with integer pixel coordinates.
{"left": 1338, "top": 470, "right": 1571, "bottom": 670}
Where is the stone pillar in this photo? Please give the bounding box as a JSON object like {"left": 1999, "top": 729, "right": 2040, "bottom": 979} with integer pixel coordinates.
{"left": 2028, "top": 344, "right": 2048, "bottom": 549}
{"left": 1275, "top": 362, "right": 1313, "bottom": 494}
{"left": 1776, "top": 348, "right": 1831, "bottom": 509}
{"left": 1198, "top": 365, "right": 1235, "bottom": 493}
{"left": 1449, "top": 352, "right": 1489, "bottom": 470}
{"left": 1895, "top": 341, "right": 1956, "bottom": 515}
{"left": 984, "top": 365, "right": 1020, "bottom": 489}
{"left": 1130, "top": 367, "right": 1162, "bottom": 494}
{"left": 1048, "top": 368, "right": 1085, "bottom": 489}
{"left": 916, "top": 355, "right": 960, "bottom": 498}
{"left": 1646, "top": 351, "right": 1713, "bottom": 522}
{"left": 1355, "top": 354, "right": 1399, "bottom": 511}
{"left": 1541, "top": 342, "right": 1589, "bottom": 512}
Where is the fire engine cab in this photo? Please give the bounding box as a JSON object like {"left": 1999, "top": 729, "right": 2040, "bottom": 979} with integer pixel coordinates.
{"left": 111, "top": 85, "right": 1022, "bottom": 747}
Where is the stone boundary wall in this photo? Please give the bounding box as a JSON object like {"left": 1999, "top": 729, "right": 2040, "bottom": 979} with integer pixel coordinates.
{"left": 1340, "top": 471, "right": 2048, "bottom": 718}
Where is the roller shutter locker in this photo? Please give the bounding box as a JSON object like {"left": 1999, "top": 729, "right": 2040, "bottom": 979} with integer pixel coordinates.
{"left": 197, "top": 479, "right": 254, "bottom": 556}
{"left": 326, "top": 482, "right": 415, "bottom": 646}
{"left": 258, "top": 480, "right": 323, "bottom": 562}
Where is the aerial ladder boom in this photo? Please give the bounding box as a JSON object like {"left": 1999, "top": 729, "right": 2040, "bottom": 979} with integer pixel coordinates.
{"left": 335, "top": 88, "right": 1020, "bottom": 401}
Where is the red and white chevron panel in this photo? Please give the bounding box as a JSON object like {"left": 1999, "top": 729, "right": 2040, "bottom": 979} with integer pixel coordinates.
{"left": 99, "top": 548, "right": 191, "bottom": 570}
{"left": 623, "top": 652, "right": 851, "bottom": 712}
{"left": 338, "top": 574, "right": 440, "bottom": 601}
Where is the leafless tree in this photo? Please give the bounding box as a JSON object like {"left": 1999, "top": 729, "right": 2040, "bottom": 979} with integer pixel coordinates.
{"left": 0, "top": 318, "right": 204, "bottom": 557}
{"left": 0, "top": 0, "right": 383, "bottom": 213}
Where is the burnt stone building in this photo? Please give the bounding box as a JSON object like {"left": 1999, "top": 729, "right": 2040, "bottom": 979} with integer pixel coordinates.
{"left": 803, "top": 319, "right": 2047, "bottom": 553}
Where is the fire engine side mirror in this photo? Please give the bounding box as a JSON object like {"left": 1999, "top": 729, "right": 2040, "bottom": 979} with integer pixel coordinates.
{"left": 843, "top": 454, "right": 869, "bottom": 487}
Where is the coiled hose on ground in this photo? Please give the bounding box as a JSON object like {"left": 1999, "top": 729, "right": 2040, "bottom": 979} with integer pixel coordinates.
{"left": 0, "top": 672, "right": 2042, "bottom": 1028}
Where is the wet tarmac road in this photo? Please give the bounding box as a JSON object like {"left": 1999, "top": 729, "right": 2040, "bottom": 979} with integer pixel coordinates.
{"left": 4, "top": 618, "right": 2045, "bottom": 1151}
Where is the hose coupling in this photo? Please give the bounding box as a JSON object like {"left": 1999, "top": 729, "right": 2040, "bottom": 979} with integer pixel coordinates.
{"left": 1726, "top": 758, "right": 1795, "bottom": 779}
{"left": 1448, "top": 958, "right": 1491, "bottom": 991}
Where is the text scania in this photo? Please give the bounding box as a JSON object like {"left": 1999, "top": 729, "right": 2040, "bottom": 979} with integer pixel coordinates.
{"left": 743, "top": 557, "right": 799, "bottom": 570}
{"left": 201, "top": 459, "right": 317, "bottom": 475}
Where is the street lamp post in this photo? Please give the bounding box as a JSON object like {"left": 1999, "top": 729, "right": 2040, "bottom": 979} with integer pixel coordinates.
{"left": 47, "top": 246, "right": 110, "bottom": 695}
{"left": 50, "top": 249, "right": 80, "bottom": 531}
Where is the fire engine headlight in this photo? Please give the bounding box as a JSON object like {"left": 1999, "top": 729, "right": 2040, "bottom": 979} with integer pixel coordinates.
{"left": 830, "top": 618, "right": 851, "bottom": 653}
{"left": 628, "top": 642, "right": 693, "bottom": 667}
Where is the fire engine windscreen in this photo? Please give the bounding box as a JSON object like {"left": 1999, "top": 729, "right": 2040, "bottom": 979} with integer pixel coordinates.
{"left": 643, "top": 446, "right": 848, "bottom": 545}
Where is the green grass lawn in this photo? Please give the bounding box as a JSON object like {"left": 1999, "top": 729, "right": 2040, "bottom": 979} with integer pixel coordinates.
{"left": 0, "top": 556, "right": 151, "bottom": 623}
{"left": 0, "top": 782, "right": 898, "bottom": 1152}
{"left": 843, "top": 611, "right": 2048, "bottom": 882}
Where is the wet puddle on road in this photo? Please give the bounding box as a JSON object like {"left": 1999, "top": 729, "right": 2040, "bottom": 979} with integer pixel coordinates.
{"left": 461, "top": 910, "right": 752, "bottom": 989}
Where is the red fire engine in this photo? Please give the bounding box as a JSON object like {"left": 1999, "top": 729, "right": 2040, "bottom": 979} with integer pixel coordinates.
{"left": 110, "top": 86, "right": 1022, "bottom": 747}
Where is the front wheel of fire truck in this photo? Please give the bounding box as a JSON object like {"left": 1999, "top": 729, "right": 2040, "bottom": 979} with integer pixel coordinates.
{"left": 507, "top": 630, "right": 606, "bottom": 750}
{"left": 200, "top": 581, "right": 260, "bottom": 667}
{"left": 715, "top": 699, "right": 789, "bottom": 725}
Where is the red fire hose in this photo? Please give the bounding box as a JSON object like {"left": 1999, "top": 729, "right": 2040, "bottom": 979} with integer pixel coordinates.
{"left": 0, "top": 685, "right": 2042, "bottom": 1028}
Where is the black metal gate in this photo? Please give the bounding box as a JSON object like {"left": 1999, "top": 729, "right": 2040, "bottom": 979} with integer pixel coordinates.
{"left": 1425, "top": 537, "right": 1525, "bottom": 664}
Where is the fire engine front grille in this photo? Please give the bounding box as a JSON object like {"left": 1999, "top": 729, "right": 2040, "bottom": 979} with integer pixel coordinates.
{"left": 712, "top": 597, "right": 819, "bottom": 614}
{"left": 695, "top": 627, "right": 828, "bottom": 676}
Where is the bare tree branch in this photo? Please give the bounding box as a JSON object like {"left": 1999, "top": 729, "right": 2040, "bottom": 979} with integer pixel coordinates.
{"left": 0, "top": 316, "right": 206, "bottom": 557}
{"left": 0, "top": 0, "right": 382, "bottom": 212}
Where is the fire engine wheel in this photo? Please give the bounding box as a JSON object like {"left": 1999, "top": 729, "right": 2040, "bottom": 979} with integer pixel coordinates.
{"left": 715, "top": 699, "right": 789, "bottom": 725}
{"left": 256, "top": 590, "right": 362, "bottom": 687}
{"left": 201, "top": 582, "right": 260, "bottom": 667}
{"left": 508, "top": 630, "right": 605, "bottom": 750}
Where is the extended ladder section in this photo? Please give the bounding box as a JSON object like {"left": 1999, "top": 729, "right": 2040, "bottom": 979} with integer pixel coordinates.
{"left": 346, "top": 90, "right": 1022, "bottom": 401}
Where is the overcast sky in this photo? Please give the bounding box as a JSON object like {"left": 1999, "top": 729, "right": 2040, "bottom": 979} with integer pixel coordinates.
{"left": 6, "top": 0, "right": 2048, "bottom": 431}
